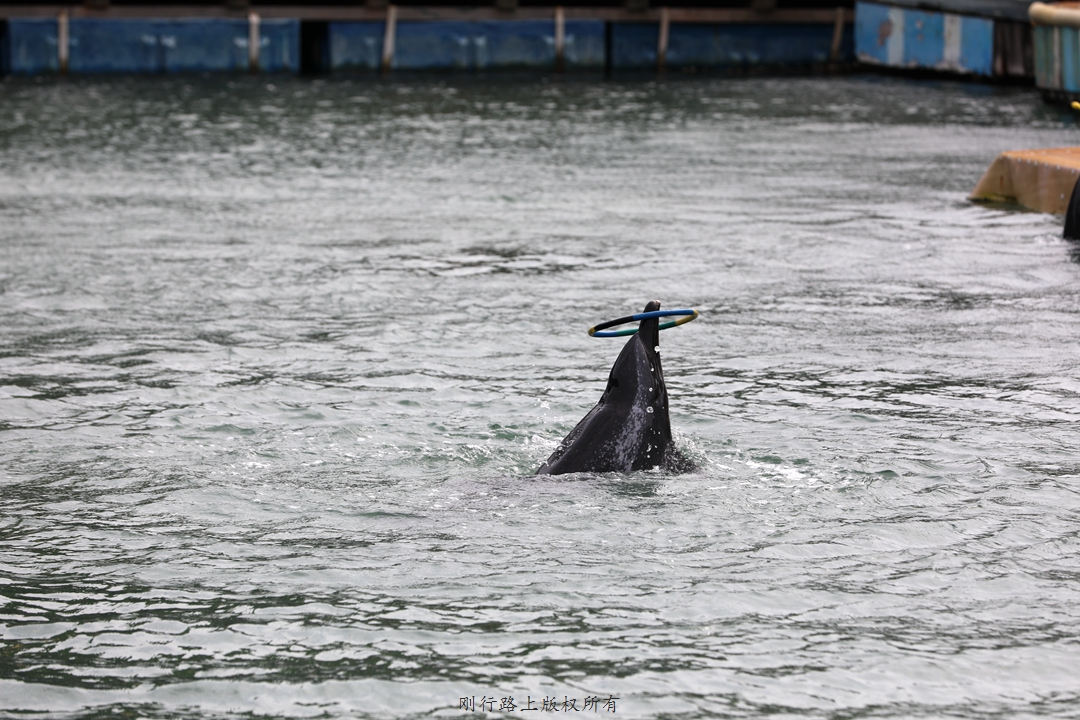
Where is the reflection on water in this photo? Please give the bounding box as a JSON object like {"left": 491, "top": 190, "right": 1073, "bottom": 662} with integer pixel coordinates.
{"left": 2, "top": 73, "right": 1080, "bottom": 718}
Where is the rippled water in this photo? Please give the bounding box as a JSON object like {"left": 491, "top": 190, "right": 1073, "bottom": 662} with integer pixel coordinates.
{"left": 2, "top": 73, "right": 1080, "bottom": 719}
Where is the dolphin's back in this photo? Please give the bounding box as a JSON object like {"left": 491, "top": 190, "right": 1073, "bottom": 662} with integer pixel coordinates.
{"left": 537, "top": 314, "right": 682, "bottom": 475}
{"left": 537, "top": 300, "right": 693, "bottom": 476}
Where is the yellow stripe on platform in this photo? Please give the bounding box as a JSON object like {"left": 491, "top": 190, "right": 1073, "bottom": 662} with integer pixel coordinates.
{"left": 970, "top": 147, "right": 1080, "bottom": 214}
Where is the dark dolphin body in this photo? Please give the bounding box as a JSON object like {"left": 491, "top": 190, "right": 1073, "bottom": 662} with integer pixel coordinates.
{"left": 537, "top": 301, "right": 692, "bottom": 475}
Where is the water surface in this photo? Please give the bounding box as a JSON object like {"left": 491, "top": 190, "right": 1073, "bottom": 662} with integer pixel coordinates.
{"left": 2, "top": 73, "right": 1079, "bottom": 719}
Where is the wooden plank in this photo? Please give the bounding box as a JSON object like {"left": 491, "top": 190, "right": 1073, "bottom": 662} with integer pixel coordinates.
{"left": 248, "top": 11, "right": 260, "bottom": 73}
{"left": 663, "top": 7, "right": 853, "bottom": 23}
{"left": 554, "top": 6, "right": 565, "bottom": 72}
{"left": 57, "top": 9, "right": 69, "bottom": 74}
{"left": 381, "top": 4, "right": 397, "bottom": 73}
{"left": 658, "top": 6, "right": 670, "bottom": 71}
{"left": 829, "top": 5, "right": 844, "bottom": 61}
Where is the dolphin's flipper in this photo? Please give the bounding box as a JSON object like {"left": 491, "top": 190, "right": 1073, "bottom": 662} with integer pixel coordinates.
{"left": 537, "top": 301, "right": 692, "bottom": 475}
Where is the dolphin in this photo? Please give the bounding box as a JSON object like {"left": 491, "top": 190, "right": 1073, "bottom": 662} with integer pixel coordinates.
{"left": 537, "top": 300, "right": 692, "bottom": 475}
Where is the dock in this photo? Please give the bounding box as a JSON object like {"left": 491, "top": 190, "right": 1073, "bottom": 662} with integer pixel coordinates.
{"left": 0, "top": 3, "right": 856, "bottom": 76}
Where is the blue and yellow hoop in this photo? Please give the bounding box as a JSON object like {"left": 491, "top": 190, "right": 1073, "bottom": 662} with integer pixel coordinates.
{"left": 588, "top": 309, "right": 699, "bottom": 338}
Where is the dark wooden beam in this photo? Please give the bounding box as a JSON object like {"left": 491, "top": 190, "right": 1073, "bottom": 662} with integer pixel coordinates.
{"left": 0, "top": 4, "right": 853, "bottom": 22}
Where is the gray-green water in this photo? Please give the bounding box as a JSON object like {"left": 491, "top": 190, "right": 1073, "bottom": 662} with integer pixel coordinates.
{"left": 2, "top": 74, "right": 1079, "bottom": 719}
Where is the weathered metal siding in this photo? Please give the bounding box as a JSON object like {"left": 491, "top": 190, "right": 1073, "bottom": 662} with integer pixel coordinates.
{"left": 256, "top": 20, "right": 300, "bottom": 73}
{"left": 1031, "top": 23, "right": 1080, "bottom": 96}
{"left": 1026, "top": 2, "right": 1080, "bottom": 98}
{"left": 666, "top": 22, "right": 850, "bottom": 69}
{"left": 329, "top": 19, "right": 602, "bottom": 72}
{"left": 3, "top": 17, "right": 298, "bottom": 74}
{"left": 958, "top": 15, "right": 994, "bottom": 73}
{"left": 69, "top": 20, "right": 247, "bottom": 73}
{"left": 6, "top": 18, "right": 58, "bottom": 74}
{"left": 329, "top": 21, "right": 383, "bottom": 71}
{"left": 563, "top": 20, "right": 606, "bottom": 69}
{"left": 610, "top": 23, "right": 659, "bottom": 69}
{"left": 855, "top": 0, "right": 994, "bottom": 76}
{"left": 1030, "top": 16, "right": 1080, "bottom": 98}
{"left": 0, "top": 12, "right": 851, "bottom": 77}
{"left": 1062, "top": 26, "right": 1080, "bottom": 92}
{"left": 1033, "top": 25, "right": 1056, "bottom": 90}
{"left": 612, "top": 21, "right": 850, "bottom": 70}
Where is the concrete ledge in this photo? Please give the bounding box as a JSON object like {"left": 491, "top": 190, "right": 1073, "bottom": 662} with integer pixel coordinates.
{"left": 971, "top": 147, "right": 1080, "bottom": 213}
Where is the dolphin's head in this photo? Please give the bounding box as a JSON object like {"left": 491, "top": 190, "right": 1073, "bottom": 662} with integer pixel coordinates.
{"left": 600, "top": 300, "right": 665, "bottom": 409}
{"left": 637, "top": 299, "right": 662, "bottom": 353}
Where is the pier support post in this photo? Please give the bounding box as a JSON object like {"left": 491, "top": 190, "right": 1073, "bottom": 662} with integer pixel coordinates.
{"left": 554, "top": 6, "right": 565, "bottom": 72}
{"left": 657, "top": 6, "right": 669, "bottom": 71}
{"left": 248, "top": 12, "right": 260, "bottom": 73}
{"left": 58, "top": 9, "right": 69, "bottom": 74}
{"left": 1053, "top": 25, "right": 1062, "bottom": 88}
{"left": 382, "top": 5, "right": 397, "bottom": 74}
{"left": 829, "top": 6, "right": 844, "bottom": 62}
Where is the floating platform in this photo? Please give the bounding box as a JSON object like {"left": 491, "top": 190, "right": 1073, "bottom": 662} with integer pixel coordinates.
{"left": 854, "top": 0, "right": 1032, "bottom": 79}
{"left": 970, "top": 147, "right": 1080, "bottom": 213}
{"left": 0, "top": 5, "right": 855, "bottom": 76}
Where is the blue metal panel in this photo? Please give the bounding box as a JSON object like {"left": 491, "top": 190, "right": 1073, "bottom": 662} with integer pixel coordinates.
{"left": 855, "top": 1, "right": 892, "bottom": 64}
{"left": 69, "top": 19, "right": 164, "bottom": 73}
{"left": 901, "top": 10, "right": 944, "bottom": 67}
{"left": 1033, "top": 25, "right": 1053, "bottom": 88}
{"left": 394, "top": 21, "right": 561, "bottom": 70}
{"left": 611, "top": 23, "right": 658, "bottom": 70}
{"left": 1062, "top": 26, "right": 1078, "bottom": 91}
{"left": 332, "top": 19, "right": 602, "bottom": 72}
{"left": 329, "top": 21, "right": 384, "bottom": 70}
{"left": 394, "top": 21, "right": 481, "bottom": 70}
{"left": 563, "top": 19, "right": 605, "bottom": 68}
{"left": 665, "top": 25, "right": 723, "bottom": 66}
{"left": 156, "top": 20, "right": 248, "bottom": 72}
{"left": 10, "top": 18, "right": 296, "bottom": 75}
{"left": 666, "top": 23, "right": 836, "bottom": 68}
{"left": 258, "top": 19, "right": 299, "bottom": 73}
{"left": 475, "top": 20, "right": 554, "bottom": 69}
{"left": 857, "top": 1, "right": 994, "bottom": 76}
{"left": 70, "top": 19, "right": 253, "bottom": 74}
{"left": 6, "top": 18, "right": 59, "bottom": 74}
{"left": 958, "top": 15, "right": 993, "bottom": 76}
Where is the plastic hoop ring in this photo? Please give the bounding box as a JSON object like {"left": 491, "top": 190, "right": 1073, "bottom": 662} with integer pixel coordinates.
{"left": 588, "top": 309, "right": 699, "bottom": 338}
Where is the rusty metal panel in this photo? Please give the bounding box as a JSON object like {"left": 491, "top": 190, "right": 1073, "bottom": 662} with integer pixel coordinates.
{"left": 856, "top": 1, "right": 993, "bottom": 75}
